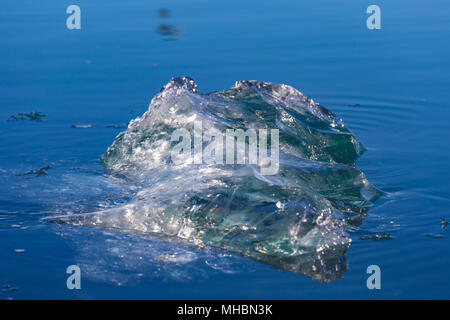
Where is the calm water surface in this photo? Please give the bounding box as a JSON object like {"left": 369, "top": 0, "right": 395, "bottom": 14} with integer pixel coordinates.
{"left": 1, "top": 0, "right": 449, "bottom": 299}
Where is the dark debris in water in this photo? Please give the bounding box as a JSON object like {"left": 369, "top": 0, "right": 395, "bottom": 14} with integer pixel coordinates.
{"left": 158, "top": 8, "right": 170, "bottom": 18}
{"left": 1, "top": 284, "right": 18, "bottom": 292}
{"left": 156, "top": 8, "right": 183, "bottom": 41}
{"left": 19, "top": 165, "right": 52, "bottom": 177}
{"left": 157, "top": 24, "right": 182, "bottom": 36}
{"left": 423, "top": 219, "right": 449, "bottom": 238}
{"left": 348, "top": 104, "right": 361, "bottom": 108}
{"left": 424, "top": 233, "right": 446, "bottom": 238}
{"left": 1, "top": 284, "right": 18, "bottom": 300}
{"left": 7, "top": 111, "right": 46, "bottom": 122}
{"left": 157, "top": 24, "right": 174, "bottom": 35}
{"left": 360, "top": 232, "right": 393, "bottom": 241}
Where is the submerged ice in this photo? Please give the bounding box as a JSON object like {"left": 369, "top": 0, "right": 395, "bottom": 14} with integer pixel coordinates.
{"left": 52, "top": 77, "right": 380, "bottom": 281}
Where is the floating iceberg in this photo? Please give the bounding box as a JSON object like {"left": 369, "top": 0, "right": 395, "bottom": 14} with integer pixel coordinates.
{"left": 51, "top": 77, "right": 381, "bottom": 281}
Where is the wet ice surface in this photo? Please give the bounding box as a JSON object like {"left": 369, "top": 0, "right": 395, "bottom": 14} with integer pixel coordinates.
{"left": 47, "top": 77, "right": 381, "bottom": 282}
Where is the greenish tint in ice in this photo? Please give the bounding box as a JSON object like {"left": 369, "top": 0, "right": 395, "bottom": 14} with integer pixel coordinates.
{"left": 53, "top": 77, "right": 380, "bottom": 281}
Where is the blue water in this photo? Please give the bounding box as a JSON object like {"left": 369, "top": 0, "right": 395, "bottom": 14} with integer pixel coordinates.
{"left": 1, "top": 0, "right": 450, "bottom": 299}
